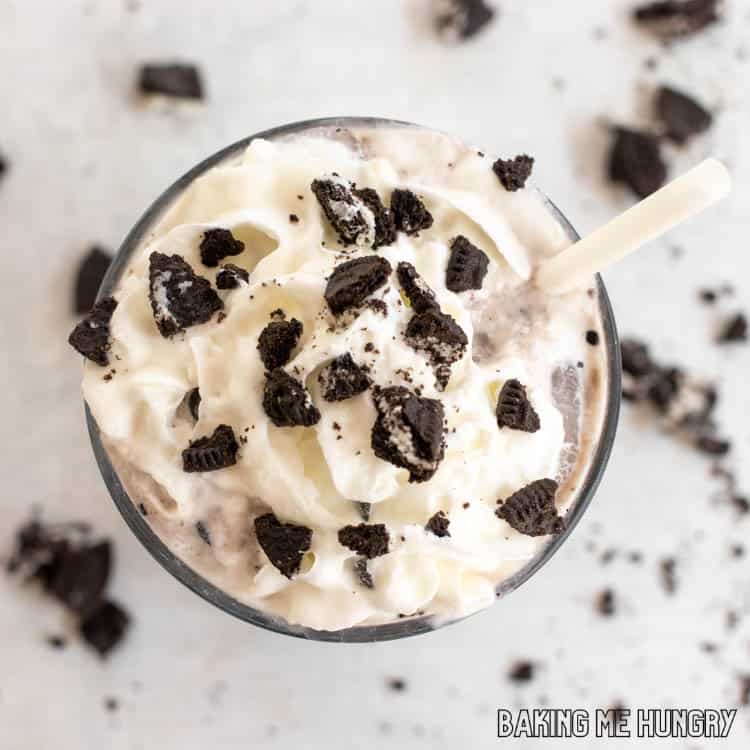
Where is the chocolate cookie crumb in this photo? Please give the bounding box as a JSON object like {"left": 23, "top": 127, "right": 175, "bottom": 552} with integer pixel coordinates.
{"left": 404, "top": 308, "right": 467, "bottom": 390}
{"left": 318, "top": 353, "right": 372, "bottom": 402}
{"left": 182, "top": 425, "right": 239, "bottom": 472}
{"left": 496, "top": 379, "right": 540, "bottom": 433}
{"left": 104, "top": 697, "right": 119, "bottom": 713}
{"left": 263, "top": 369, "right": 321, "bottom": 427}
{"left": 660, "top": 557, "right": 677, "bottom": 594}
{"left": 311, "top": 178, "right": 379, "bottom": 247}
{"left": 446, "top": 236, "right": 490, "bottom": 293}
{"left": 633, "top": 0, "right": 722, "bottom": 39}
{"left": 186, "top": 387, "right": 201, "bottom": 421}
{"left": 68, "top": 297, "right": 118, "bottom": 366}
{"left": 354, "top": 557, "right": 374, "bottom": 589}
{"left": 397, "top": 262, "right": 439, "bottom": 314}
{"left": 74, "top": 246, "right": 112, "bottom": 314}
{"left": 355, "top": 502, "right": 372, "bottom": 521}
{"left": 46, "top": 635, "right": 67, "bottom": 650}
{"left": 699, "top": 289, "right": 717, "bottom": 304}
{"left": 586, "top": 330, "right": 600, "bottom": 346}
{"left": 596, "top": 588, "right": 616, "bottom": 616}
{"left": 195, "top": 521, "right": 211, "bottom": 546}
{"left": 338, "top": 523, "right": 390, "bottom": 559}
{"left": 371, "top": 386, "right": 446, "bottom": 483}
{"left": 425, "top": 511, "right": 451, "bottom": 538}
{"left": 80, "top": 600, "right": 131, "bottom": 657}
{"left": 496, "top": 479, "right": 564, "bottom": 537}
{"left": 353, "top": 187, "right": 396, "bottom": 248}
{"left": 695, "top": 436, "right": 730, "bottom": 456}
{"left": 254, "top": 513, "right": 313, "bottom": 579}
{"left": 387, "top": 677, "right": 407, "bottom": 692}
{"left": 656, "top": 86, "right": 713, "bottom": 144}
{"left": 137, "top": 503, "right": 148, "bottom": 517}
{"left": 492, "top": 155, "right": 534, "bottom": 192}
{"left": 257, "top": 316, "right": 303, "bottom": 370}
{"left": 621, "top": 339, "right": 654, "bottom": 377}
{"left": 718, "top": 313, "right": 747, "bottom": 343}
{"left": 435, "top": 0, "right": 496, "bottom": 40}
{"left": 138, "top": 63, "right": 204, "bottom": 99}
{"left": 609, "top": 128, "right": 667, "bottom": 198}
{"left": 199, "top": 228, "right": 244, "bottom": 268}
{"left": 148, "top": 253, "right": 223, "bottom": 337}
{"left": 216, "top": 263, "right": 249, "bottom": 290}
{"left": 391, "top": 189, "right": 434, "bottom": 235}
{"left": 508, "top": 661, "right": 535, "bottom": 683}
{"left": 289, "top": 213, "right": 299, "bottom": 223}
{"left": 325, "top": 256, "right": 392, "bottom": 315}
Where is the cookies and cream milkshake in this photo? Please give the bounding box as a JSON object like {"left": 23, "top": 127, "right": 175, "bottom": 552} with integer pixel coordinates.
{"left": 70, "top": 124, "right": 611, "bottom": 631}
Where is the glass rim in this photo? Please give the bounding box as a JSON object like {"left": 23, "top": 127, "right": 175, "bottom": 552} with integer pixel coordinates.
{"left": 86, "top": 116, "right": 621, "bottom": 643}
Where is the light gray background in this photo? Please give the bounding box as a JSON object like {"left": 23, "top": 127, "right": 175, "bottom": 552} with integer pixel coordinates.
{"left": 1, "top": 1, "right": 749, "bottom": 748}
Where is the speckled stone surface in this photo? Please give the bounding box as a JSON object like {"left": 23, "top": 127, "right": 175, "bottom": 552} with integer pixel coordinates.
{"left": 1, "top": 1, "right": 749, "bottom": 747}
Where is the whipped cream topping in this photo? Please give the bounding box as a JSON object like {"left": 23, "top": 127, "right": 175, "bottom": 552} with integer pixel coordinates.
{"left": 83, "top": 126, "right": 608, "bottom": 631}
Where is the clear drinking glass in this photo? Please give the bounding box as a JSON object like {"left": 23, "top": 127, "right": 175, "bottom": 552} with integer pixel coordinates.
{"left": 86, "top": 117, "right": 621, "bottom": 642}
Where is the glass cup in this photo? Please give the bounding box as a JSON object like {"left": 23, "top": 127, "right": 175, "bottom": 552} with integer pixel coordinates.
{"left": 86, "top": 117, "right": 621, "bottom": 642}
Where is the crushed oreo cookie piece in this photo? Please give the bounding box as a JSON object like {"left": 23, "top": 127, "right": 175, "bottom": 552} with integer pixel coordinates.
{"left": 68, "top": 297, "right": 118, "bottom": 366}
{"left": 262, "top": 369, "right": 321, "bottom": 427}
{"left": 338, "top": 523, "right": 390, "bottom": 559}
{"left": 496, "top": 479, "right": 564, "bottom": 537}
{"left": 609, "top": 128, "right": 667, "bottom": 198}
{"left": 195, "top": 521, "right": 211, "bottom": 545}
{"left": 80, "top": 600, "right": 130, "bottom": 657}
{"left": 254, "top": 513, "right": 312, "bottom": 578}
{"left": 596, "top": 588, "right": 616, "bottom": 617}
{"left": 390, "top": 189, "right": 434, "bottom": 235}
{"left": 656, "top": 86, "right": 713, "bottom": 144}
{"left": 508, "top": 661, "right": 535, "bottom": 683}
{"left": 446, "top": 236, "right": 490, "bottom": 293}
{"left": 660, "top": 557, "right": 677, "bottom": 594}
{"left": 425, "top": 511, "right": 451, "bottom": 538}
{"left": 74, "top": 246, "right": 112, "bottom": 314}
{"left": 621, "top": 338, "right": 654, "bottom": 378}
{"left": 355, "top": 502, "right": 372, "bottom": 521}
{"left": 718, "top": 313, "right": 747, "bottom": 343}
{"left": 496, "top": 379, "right": 540, "bottom": 433}
{"left": 182, "top": 424, "right": 239, "bottom": 472}
{"left": 318, "top": 353, "right": 372, "bottom": 402}
{"left": 187, "top": 387, "right": 201, "bottom": 421}
{"left": 404, "top": 308, "right": 468, "bottom": 389}
{"left": 633, "top": 0, "right": 722, "bottom": 39}
{"left": 586, "top": 330, "right": 600, "bottom": 346}
{"left": 215, "top": 263, "right": 249, "bottom": 289}
{"left": 695, "top": 436, "right": 730, "bottom": 456}
{"left": 396, "top": 262, "right": 439, "bottom": 314}
{"left": 257, "top": 316, "right": 303, "bottom": 370}
{"left": 492, "top": 155, "right": 534, "bottom": 192}
{"left": 435, "top": 0, "right": 496, "bottom": 40}
{"left": 148, "top": 253, "right": 223, "bottom": 337}
{"left": 46, "top": 635, "right": 67, "bottom": 650}
{"left": 387, "top": 677, "right": 407, "bottom": 692}
{"left": 199, "top": 228, "right": 244, "bottom": 268}
{"left": 354, "top": 557, "right": 374, "bottom": 588}
{"left": 353, "top": 187, "right": 396, "bottom": 248}
{"left": 371, "top": 386, "right": 446, "bottom": 483}
{"left": 311, "top": 178, "right": 375, "bottom": 247}
{"left": 138, "top": 63, "right": 204, "bottom": 99}
{"left": 325, "top": 256, "right": 392, "bottom": 315}
{"left": 48, "top": 541, "right": 112, "bottom": 615}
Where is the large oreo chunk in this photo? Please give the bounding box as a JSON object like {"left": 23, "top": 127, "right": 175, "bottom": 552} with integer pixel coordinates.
{"left": 396, "top": 262, "right": 439, "bottom": 314}
{"left": 68, "top": 297, "right": 118, "bottom": 366}
{"left": 311, "top": 178, "right": 373, "bottom": 247}
{"left": 404, "top": 308, "right": 468, "bottom": 390}
{"left": 216, "top": 263, "right": 249, "bottom": 289}
{"left": 318, "top": 353, "right": 372, "bottom": 402}
{"left": 257, "top": 316, "right": 303, "bottom": 370}
{"left": 148, "top": 252, "right": 223, "bottom": 338}
{"left": 492, "top": 155, "right": 534, "bottom": 192}
{"left": 262, "top": 369, "right": 321, "bottom": 427}
{"left": 656, "top": 86, "right": 713, "bottom": 144}
{"left": 496, "top": 479, "right": 564, "bottom": 537}
{"left": 338, "top": 523, "right": 390, "bottom": 559}
{"left": 446, "top": 235, "right": 489, "bottom": 293}
{"left": 371, "top": 386, "right": 446, "bottom": 483}
{"left": 80, "top": 600, "right": 131, "bottom": 656}
{"left": 391, "top": 189, "right": 433, "bottom": 235}
{"left": 633, "top": 0, "right": 722, "bottom": 38}
{"left": 324, "top": 256, "right": 392, "bottom": 315}
{"left": 608, "top": 128, "right": 667, "bottom": 198}
{"left": 199, "top": 228, "right": 245, "bottom": 268}
{"left": 496, "top": 379, "right": 540, "bottom": 433}
{"left": 138, "top": 63, "right": 204, "bottom": 99}
{"left": 254, "top": 513, "right": 313, "bottom": 579}
{"left": 47, "top": 541, "right": 112, "bottom": 615}
{"left": 353, "top": 187, "right": 396, "bottom": 248}
{"left": 182, "top": 424, "right": 239, "bottom": 472}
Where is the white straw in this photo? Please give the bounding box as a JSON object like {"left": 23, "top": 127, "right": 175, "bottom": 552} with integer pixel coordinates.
{"left": 536, "top": 158, "right": 732, "bottom": 294}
